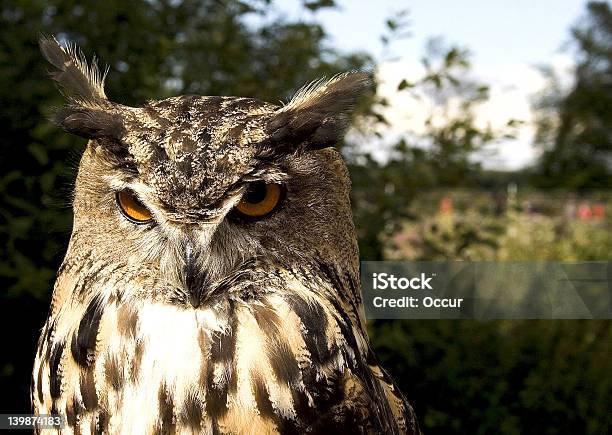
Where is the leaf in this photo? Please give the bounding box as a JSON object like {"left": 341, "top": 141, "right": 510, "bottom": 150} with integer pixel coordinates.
{"left": 506, "top": 118, "right": 524, "bottom": 127}
{"left": 303, "top": 0, "right": 336, "bottom": 11}
{"left": 372, "top": 112, "right": 389, "bottom": 125}
{"left": 27, "top": 143, "right": 49, "bottom": 166}
{"left": 398, "top": 79, "right": 413, "bottom": 91}
{"left": 444, "top": 48, "right": 459, "bottom": 66}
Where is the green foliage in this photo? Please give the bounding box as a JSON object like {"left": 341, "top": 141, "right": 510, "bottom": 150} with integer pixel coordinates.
{"left": 388, "top": 190, "right": 612, "bottom": 261}
{"left": 370, "top": 320, "right": 612, "bottom": 435}
{"left": 533, "top": 1, "right": 612, "bottom": 189}
{"left": 351, "top": 38, "right": 515, "bottom": 260}
{"left": 376, "top": 190, "right": 611, "bottom": 433}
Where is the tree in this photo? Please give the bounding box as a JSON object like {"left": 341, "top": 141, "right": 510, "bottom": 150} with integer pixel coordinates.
{"left": 350, "top": 37, "right": 514, "bottom": 259}
{"left": 533, "top": 1, "right": 612, "bottom": 189}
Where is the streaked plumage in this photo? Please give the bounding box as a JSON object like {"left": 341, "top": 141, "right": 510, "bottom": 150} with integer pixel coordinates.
{"left": 32, "top": 36, "right": 421, "bottom": 434}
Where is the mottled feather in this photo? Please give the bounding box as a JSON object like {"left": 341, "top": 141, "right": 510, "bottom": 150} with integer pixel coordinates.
{"left": 39, "top": 35, "right": 107, "bottom": 101}
{"left": 32, "top": 37, "right": 420, "bottom": 435}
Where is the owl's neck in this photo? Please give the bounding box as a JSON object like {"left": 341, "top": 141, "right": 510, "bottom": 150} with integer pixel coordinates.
{"left": 36, "top": 257, "right": 371, "bottom": 432}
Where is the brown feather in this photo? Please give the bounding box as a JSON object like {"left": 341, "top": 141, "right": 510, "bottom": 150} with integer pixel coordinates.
{"left": 39, "top": 35, "right": 108, "bottom": 101}
{"left": 264, "top": 72, "right": 372, "bottom": 150}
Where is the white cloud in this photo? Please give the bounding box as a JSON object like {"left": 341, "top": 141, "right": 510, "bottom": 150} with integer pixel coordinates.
{"left": 365, "top": 54, "right": 575, "bottom": 170}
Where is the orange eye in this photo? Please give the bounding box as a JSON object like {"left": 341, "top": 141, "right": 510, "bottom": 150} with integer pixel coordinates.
{"left": 116, "top": 190, "right": 153, "bottom": 224}
{"left": 235, "top": 182, "right": 283, "bottom": 218}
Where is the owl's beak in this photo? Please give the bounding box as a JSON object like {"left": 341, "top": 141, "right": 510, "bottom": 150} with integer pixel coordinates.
{"left": 182, "top": 239, "right": 208, "bottom": 308}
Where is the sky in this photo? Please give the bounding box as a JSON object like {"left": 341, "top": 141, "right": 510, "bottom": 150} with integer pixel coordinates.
{"left": 273, "top": 0, "right": 592, "bottom": 170}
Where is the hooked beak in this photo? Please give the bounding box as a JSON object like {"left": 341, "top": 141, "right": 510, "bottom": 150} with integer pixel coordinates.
{"left": 182, "top": 239, "right": 209, "bottom": 308}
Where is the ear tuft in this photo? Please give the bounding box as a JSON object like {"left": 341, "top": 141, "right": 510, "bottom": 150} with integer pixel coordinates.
{"left": 54, "top": 106, "right": 125, "bottom": 140}
{"left": 280, "top": 71, "right": 371, "bottom": 117}
{"left": 40, "top": 36, "right": 124, "bottom": 141}
{"left": 264, "top": 71, "right": 371, "bottom": 150}
{"left": 39, "top": 35, "right": 108, "bottom": 102}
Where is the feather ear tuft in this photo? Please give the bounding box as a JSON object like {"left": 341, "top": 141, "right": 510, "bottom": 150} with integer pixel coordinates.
{"left": 54, "top": 105, "right": 125, "bottom": 140}
{"left": 39, "top": 35, "right": 108, "bottom": 102}
{"left": 264, "top": 71, "right": 372, "bottom": 151}
{"left": 40, "top": 36, "right": 125, "bottom": 141}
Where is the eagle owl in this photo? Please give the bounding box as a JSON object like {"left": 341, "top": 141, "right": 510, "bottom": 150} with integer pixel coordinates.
{"left": 32, "top": 36, "right": 421, "bottom": 434}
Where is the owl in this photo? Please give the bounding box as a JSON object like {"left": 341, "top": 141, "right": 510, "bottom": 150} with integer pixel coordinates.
{"left": 32, "top": 36, "right": 421, "bottom": 434}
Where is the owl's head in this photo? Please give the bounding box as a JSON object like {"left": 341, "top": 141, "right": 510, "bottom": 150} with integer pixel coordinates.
{"left": 41, "top": 36, "right": 369, "bottom": 305}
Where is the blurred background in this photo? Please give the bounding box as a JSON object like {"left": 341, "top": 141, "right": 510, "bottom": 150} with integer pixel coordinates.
{"left": 0, "top": 0, "right": 610, "bottom": 433}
